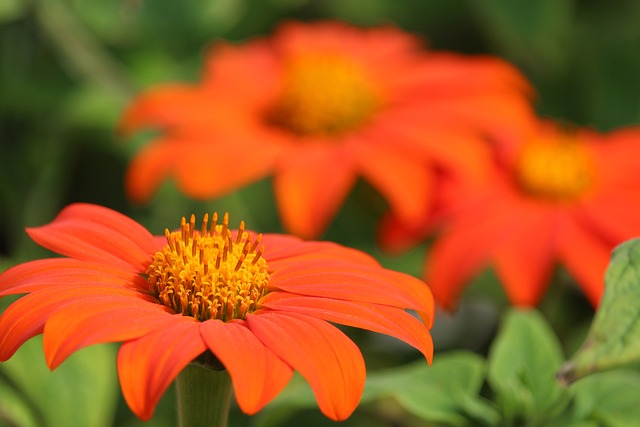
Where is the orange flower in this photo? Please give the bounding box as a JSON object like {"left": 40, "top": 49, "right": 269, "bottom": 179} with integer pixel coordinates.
{"left": 0, "top": 203, "right": 434, "bottom": 421}
{"left": 379, "top": 120, "right": 640, "bottom": 308}
{"left": 120, "top": 20, "right": 533, "bottom": 239}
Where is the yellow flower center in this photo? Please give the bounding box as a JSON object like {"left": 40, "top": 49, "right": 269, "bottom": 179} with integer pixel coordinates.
{"left": 267, "top": 53, "right": 382, "bottom": 136}
{"left": 146, "top": 213, "right": 270, "bottom": 322}
{"left": 515, "top": 134, "right": 595, "bottom": 201}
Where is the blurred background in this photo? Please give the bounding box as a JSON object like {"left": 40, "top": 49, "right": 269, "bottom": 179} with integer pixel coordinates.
{"left": 1, "top": 0, "right": 639, "bottom": 426}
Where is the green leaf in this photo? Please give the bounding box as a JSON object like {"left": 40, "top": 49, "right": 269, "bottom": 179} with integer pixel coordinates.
{"left": 0, "top": 336, "right": 119, "bottom": 427}
{"left": 558, "top": 238, "right": 640, "bottom": 383}
{"left": 570, "top": 369, "right": 640, "bottom": 427}
{"left": 364, "top": 352, "right": 498, "bottom": 426}
{"left": 487, "top": 308, "right": 569, "bottom": 424}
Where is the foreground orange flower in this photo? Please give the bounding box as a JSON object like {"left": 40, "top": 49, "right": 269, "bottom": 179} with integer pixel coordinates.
{"left": 379, "top": 120, "right": 640, "bottom": 308}
{"left": 0, "top": 203, "right": 434, "bottom": 421}
{"left": 120, "top": 20, "right": 533, "bottom": 239}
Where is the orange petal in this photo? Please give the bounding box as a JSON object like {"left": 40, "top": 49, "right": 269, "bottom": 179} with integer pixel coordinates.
{"left": 273, "top": 144, "right": 357, "bottom": 239}
{"left": 246, "top": 312, "right": 365, "bottom": 421}
{"left": 406, "top": 54, "right": 532, "bottom": 95}
{"left": 117, "top": 319, "right": 205, "bottom": 421}
{"left": 119, "top": 84, "right": 215, "bottom": 135}
{"left": 354, "top": 141, "right": 434, "bottom": 224}
{"left": 261, "top": 293, "right": 433, "bottom": 361}
{"left": 416, "top": 94, "right": 535, "bottom": 140}
{"left": 0, "top": 286, "right": 148, "bottom": 361}
{"left": 270, "top": 263, "right": 434, "bottom": 324}
{"left": 0, "top": 258, "right": 147, "bottom": 297}
{"left": 172, "top": 137, "right": 283, "bottom": 201}
{"left": 200, "top": 319, "right": 293, "bottom": 414}
{"left": 376, "top": 211, "right": 437, "bottom": 254}
{"left": 426, "top": 196, "right": 518, "bottom": 309}
{"left": 579, "top": 189, "right": 640, "bottom": 244}
{"left": 203, "top": 40, "right": 281, "bottom": 104}
{"left": 493, "top": 207, "right": 556, "bottom": 306}
{"left": 54, "top": 203, "right": 159, "bottom": 253}
{"left": 125, "top": 138, "right": 179, "bottom": 203}
{"left": 262, "top": 234, "right": 379, "bottom": 267}
{"left": 557, "top": 216, "right": 610, "bottom": 306}
{"left": 26, "top": 204, "right": 157, "bottom": 272}
{"left": 43, "top": 297, "right": 175, "bottom": 369}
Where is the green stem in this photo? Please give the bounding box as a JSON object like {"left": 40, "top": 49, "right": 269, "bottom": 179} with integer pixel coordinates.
{"left": 176, "top": 364, "right": 233, "bottom": 427}
{"left": 35, "top": 0, "right": 136, "bottom": 102}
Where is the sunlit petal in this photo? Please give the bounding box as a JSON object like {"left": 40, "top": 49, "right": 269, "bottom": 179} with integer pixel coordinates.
{"left": 117, "top": 319, "right": 205, "bottom": 421}
{"left": 261, "top": 292, "right": 433, "bottom": 361}
{"left": 200, "top": 319, "right": 293, "bottom": 414}
{"left": 247, "top": 312, "right": 365, "bottom": 421}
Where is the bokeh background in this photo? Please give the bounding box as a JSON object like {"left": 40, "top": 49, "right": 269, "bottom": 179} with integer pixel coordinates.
{"left": 1, "top": 0, "right": 639, "bottom": 426}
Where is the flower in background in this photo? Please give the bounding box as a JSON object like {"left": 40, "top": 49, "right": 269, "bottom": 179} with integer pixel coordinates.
{"left": 120, "top": 20, "right": 533, "bottom": 239}
{"left": 0, "top": 203, "right": 434, "bottom": 421}
{"left": 379, "top": 120, "right": 640, "bottom": 308}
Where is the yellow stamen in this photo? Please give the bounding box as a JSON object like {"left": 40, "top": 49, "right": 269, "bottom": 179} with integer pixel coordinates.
{"left": 515, "top": 133, "right": 595, "bottom": 201}
{"left": 267, "top": 53, "right": 382, "bottom": 136}
{"left": 146, "top": 213, "right": 269, "bottom": 322}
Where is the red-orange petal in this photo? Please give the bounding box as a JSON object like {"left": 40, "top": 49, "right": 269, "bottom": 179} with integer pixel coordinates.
{"left": 273, "top": 144, "right": 357, "bottom": 239}
{"left": 119, "top": 84, "right": 216, "bottom": 135}
{"left": 0, "top": 258, "right": 147, "bottom": 296}
{"left": 270, "top": 262, "right": 434, "bottom": 324}
{"left": 261, "top": 292, "right": 433, "bottom": 362}
{"left": 557, "top": 216, "right": 610, "bottom": 306}
{"left": 26, "top": 204, "right": 157, "bottom": 272}
{"left": 262, "top": 234, "right": 379, "bottom": 267}
{"left": 125, "top": 138, "right": 178, "bottom": 203}
{"left": 493, "top": 206, "right": 556, "bottom": 306}
{"left": 426, "top": 196, "right": 518, "bottom": 309}
{"left": 43, "top": 297, "right": 175, "bottom": 369}
{"left": 246, "top": 312, "right": 365, "bottom": 421}
{"left": 0, "top": 286, "right": 149, "bottom": 361}
{"left": 117, "top": 319, "right": 205, "bottom": 421}
{"left": 171, "top": 137, "right": 283, "bottom": 201}
{"left": 354, "top": 140, "right": 434, "bottom": 224}
{"left": 200, "top": 319, "right": 293, "bottom": 414}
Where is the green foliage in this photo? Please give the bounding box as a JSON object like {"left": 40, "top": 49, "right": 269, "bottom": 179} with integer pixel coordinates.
{"left": 569, "top": 369, "right": 640, "bottom": 427}
{"left": 0, "top": 337, "right": 119, "bottom": 427}
{"left": 558, "top": 238, "right": 640, "bottom": 383}
{"left": 487, "top": 309, "right": 570, "bottom": 424}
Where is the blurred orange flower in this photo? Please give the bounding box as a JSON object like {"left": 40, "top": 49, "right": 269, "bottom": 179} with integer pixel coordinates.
{"left": 120, "top": 20, "right": 533, "bottom": 239}
{"left": 379, "top": 121, "right": 640, "bottom": 308}
{"left": 0, "top": 203, "right": 434, "bottom": 421}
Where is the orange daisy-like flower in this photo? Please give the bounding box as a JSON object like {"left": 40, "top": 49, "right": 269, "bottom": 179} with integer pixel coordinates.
{"left": 120, "top": 20, "right": 532, "bottom": 239}
{"left": 0, "top": 203, "right": 434, "bottom": 421}
{"left": 379, "top": 120, "right": 640, "bottom": 308}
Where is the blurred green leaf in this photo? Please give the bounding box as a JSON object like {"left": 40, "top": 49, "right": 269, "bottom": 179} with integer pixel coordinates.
{"left": 558, "top": 238, "right": 640, "bottom": 383}
{"left": 0, "top": 0, "right": 29, "bottom": 23}
{"left": 570, "top": 369, "right": 640, "bottom": 427}
{"left": 488, "top": 308, "right": 569, "bottom": 424}
{"left": 364, "top": 351, "right": 498, "bottom": 426}
{"left": 471, "top": 0, "right": 573, "bottom": 73}
{"left": 0, "top": 337, "right": 119, "bottom": 427}
{"left": 0, "top": 379, "right": 39, "bottom": 427}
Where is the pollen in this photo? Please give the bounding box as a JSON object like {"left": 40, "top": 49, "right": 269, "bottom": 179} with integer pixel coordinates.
{"left": 146, "top": 213, "right": 270, "bottom": 322}
{"left": 515, "top": 133, "right": 595, "bottom": 202}
{"left": 267, "top": 53, "right": 382, "bottom": 136}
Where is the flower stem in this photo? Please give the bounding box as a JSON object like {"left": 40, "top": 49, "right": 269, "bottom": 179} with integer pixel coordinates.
{"left": 176, "top": 364, "right": 232, "bottom": 427}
